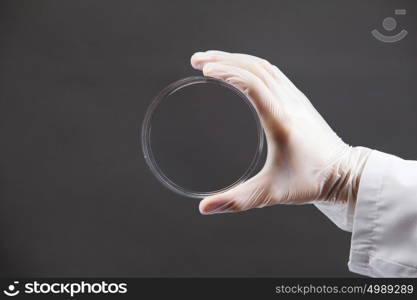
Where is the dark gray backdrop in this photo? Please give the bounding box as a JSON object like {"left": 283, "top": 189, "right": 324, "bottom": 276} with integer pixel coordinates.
{"left": 0, "top": 0, "right": 416, "bottom": 277}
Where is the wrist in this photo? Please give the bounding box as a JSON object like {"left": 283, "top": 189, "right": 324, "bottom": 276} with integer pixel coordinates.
{"left": 321, "top": 146, "right": 372, "bottom": 205}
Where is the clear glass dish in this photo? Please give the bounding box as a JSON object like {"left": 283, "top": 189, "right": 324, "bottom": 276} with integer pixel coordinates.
{"left": 141, "top": 76, "right": 264, "bottom": 198}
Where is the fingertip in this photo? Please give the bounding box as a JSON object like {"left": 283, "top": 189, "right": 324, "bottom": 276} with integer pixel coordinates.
{"left": 202, "top": 62, "right": 220, "bottom": 76}
{"left": 192, "top": 51, "right": 212, "bottom": 69}
{"left": 199, "top": 196, "right": 229, "bottom": 215}
{"left": 198, "top": 199, "right": 209, "bottom": 215}
{"left": 201, "top": 62, "right": 212, "bottom": 74}
{"left": 199, "top": 196, "right": 216, "bottom": 215}
{"left": 191, "top": 50, "right": 228, "bottom": 70}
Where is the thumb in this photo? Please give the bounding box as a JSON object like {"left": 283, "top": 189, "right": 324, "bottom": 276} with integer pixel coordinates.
{"left": 199, "top": 174, "right": 272, "bottom": 215}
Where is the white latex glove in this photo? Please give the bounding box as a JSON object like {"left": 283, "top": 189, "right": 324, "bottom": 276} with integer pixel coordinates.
{"left": 190, "top": 50, "right": 371, "bottom": 215}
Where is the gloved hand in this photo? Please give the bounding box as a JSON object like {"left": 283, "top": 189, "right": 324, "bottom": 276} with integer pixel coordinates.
{"left": 190, "top": 50, "right": 371, "bottom": 215}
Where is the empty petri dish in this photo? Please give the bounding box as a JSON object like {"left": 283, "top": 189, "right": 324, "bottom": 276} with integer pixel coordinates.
{"left": 141, "top": 76, "right": 264, "bottom": 198}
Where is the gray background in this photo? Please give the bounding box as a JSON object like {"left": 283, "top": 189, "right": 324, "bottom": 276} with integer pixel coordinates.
{"left": 0, "top": 0, "right": 416, "bottom": 277}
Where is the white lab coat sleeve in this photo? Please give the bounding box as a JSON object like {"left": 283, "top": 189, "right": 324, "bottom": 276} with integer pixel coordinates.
{"left": 316, "top": 150, "right": 417, "bottom": 277}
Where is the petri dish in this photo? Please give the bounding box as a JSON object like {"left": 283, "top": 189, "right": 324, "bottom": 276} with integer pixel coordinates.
{"left": 141, "top": 76, "right": 264, "bottom": 198}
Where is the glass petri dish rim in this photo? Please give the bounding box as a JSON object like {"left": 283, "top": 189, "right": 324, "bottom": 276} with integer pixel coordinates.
{"left": 141, "top": 76, "right": 264, "bottom": 199}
